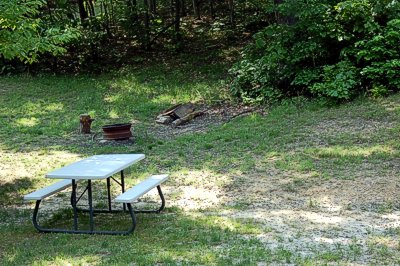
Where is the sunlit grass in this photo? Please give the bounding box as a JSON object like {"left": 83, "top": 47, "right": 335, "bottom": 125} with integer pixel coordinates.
{"left": 1, "top": 60, "right": 400, "bottom": 264}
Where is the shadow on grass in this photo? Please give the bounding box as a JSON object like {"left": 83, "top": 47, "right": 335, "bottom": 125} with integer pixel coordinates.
{"left": 1, "top": 93, "right": 400, "bottom": 207}
{"left": 0, "top": 177, "right": 37, "bottom": 206}
{"left": 1, "top": 209, "right": 278, "bottom": 265}
{"left": 0, "top": 94, "right": 400, "bottom": 264}
{"left": 0, "top": 60, "right": 228, "bottom": 151}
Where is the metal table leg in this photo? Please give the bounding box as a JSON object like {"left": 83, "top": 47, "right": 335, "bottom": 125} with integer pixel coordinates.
{"left": 32, "top": 199, "right": 137, "bottom": 235}
{"left": 121, "top": 170, "right": 126, "bottom": 212}
{"left": 72, "top": 179, "right": 78, "bottom": 230}
{"left": 134, "top": 185, "right": 166, "bottom": 213}
{"left": 87, "top": 179, "right": 94, "bottom": 232}
{"left": 107, "top": 177, "right": 112, "bottom": 212}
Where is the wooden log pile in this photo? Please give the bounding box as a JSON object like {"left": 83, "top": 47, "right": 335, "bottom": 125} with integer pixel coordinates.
{"left": 156, "top": 103, "right": 204, "bottom": 127}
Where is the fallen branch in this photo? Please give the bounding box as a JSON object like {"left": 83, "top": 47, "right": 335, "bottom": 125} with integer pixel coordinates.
{"left": 172, "top": 110, "right": 205, "bottom": 127}
{"left": 225, "top": 109, "right": 255, "bottom": 123}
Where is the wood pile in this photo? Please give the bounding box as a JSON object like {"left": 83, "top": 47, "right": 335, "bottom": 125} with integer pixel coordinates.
{"left": 156, "top": 103, "right": 204, "bottom": 127}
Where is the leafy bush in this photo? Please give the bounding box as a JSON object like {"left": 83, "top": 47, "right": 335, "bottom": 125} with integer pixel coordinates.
{"left": 357, "top": 19, "right": 400, "bottom": 94}
{"left": 311, "top": 60, "right": 359, "bottom": 100}
{"left": 0, "top": 0, "right": 80, "bottom": 64}
{"left": 230, "top": 0, "right": 400, "bottom": 102}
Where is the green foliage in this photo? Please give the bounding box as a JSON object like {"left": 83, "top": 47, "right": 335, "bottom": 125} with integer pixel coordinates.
{"left": 230, "top": 0, "right": 400, "bottom": 102}
{"left": 357, "top": 19, "right": 400, "bottom": 94}
{"left": 64, "top": 17, "right": 110, "bottom": 71}
{"left": 311, "top": 60, "right": 359, "bottom": 100}
{"left": 0, "top": 0, "right": 79, "bottom": 63}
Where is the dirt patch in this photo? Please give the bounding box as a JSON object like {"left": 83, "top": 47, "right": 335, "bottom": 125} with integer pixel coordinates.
{"left": 168, "top": 164, "right": 400, "bottom": 263}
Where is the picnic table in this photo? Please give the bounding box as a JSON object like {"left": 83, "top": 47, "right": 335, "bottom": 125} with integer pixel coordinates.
{"left": 24, "top": 154, "right": 168, "bottom": 235}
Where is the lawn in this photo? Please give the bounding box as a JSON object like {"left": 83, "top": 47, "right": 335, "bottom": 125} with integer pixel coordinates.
{"left": 0, "top": 59, "right": 399, "bottom": 265}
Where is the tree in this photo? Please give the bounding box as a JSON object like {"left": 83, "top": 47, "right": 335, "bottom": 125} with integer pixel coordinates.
{"left": 0, "top": 0, "right": 79, "bottom": 63}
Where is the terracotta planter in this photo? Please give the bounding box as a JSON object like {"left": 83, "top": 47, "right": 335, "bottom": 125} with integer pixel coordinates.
{"left": 102, "top": 123, "right": 133, "bottom": 140}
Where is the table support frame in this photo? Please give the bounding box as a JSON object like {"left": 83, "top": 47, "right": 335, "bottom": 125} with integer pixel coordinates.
{"left": 30, "top": 170, "right": 166, "bottom": 235}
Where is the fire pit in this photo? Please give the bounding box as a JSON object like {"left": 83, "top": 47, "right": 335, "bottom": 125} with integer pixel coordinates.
{"left": 102, "top": 123, "right": 133, "bottom": 140}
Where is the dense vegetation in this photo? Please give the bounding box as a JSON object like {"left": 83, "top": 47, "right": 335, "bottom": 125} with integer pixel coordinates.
{"left": 231, "top": 0, "right": 400, "bottom": 102}
{"left": 0, "top": 0, "right": 251, "bottom": 72}
{"left": 1, "top": 0, "right": 399, "bottom": 102}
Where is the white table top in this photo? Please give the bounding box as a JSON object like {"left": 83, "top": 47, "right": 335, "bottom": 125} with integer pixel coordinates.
{"left": 46, "top": 154, "right": 145, "bottom": 180}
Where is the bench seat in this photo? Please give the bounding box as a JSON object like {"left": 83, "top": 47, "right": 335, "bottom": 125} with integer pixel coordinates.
{"left": 24, "top": 179, "right": 77, "bottom": 201}
{"left": 115, "top": 174, "right": 168, "bottom": 203}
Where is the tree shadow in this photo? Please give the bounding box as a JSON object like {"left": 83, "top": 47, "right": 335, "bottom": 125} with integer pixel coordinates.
{"left": 1, "top": 77, "right": 400, "bottom": 264}
{"left": 0, "top": 177, "right": 37, "bottom": 206}
{"left": 0, "top": 58, "right": 227, "bottom": 152}
{"left": 0, "top": 210, "right": 279, "bottom": 265}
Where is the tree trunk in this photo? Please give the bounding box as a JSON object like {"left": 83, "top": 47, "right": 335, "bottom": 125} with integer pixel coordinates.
{"left": 143, "top": 0, "right": 150, "bottom": 49}
{"left": 274, "top": 0, "right": 282, "bottom": 23}
{"left": 110, "top": 0, "right": 115, "bottom": 26}
{"left": 149, "top": 0, "right": 156, "bottom": 14}
{"left": 209, "top": 0, "right": 215, "bottom": 19}
{"left": 172, "top": 111, "right": 204, "bottom": 127}
{"left": 273, "top": 0, "right": 294, "bottom": 24}
{"left": 181, "top": 0, "right": 187, "bottom": 16}
{"left": 77, "top": 0, "right": 88, "bottom": 23}
{"left": 102, "top": 2, "right": 112, "bottom": 37}
{"left": 192, "top": 0, "right": 200, "bottom": 19}
{"left": 170, "top": 0, "right": 174, "bottom": 17}
{"left": 88, "top": 0, "right": 95, "bottom": 16}
{"left": 46, "top": 0, "right": 53, "bottom": 21}
{"left": 127, "top": 0, "right": 138, "bottom": 24}
{"left": 228, "top": 0, "right": 234, "bottom": 25}
{"left": 175, "top": 0, "right": 182, "bottom": 50}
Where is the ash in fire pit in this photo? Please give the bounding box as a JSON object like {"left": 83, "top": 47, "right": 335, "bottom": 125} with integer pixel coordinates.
{"left": 102, "top": 123, "right": 133, "bottom": 140}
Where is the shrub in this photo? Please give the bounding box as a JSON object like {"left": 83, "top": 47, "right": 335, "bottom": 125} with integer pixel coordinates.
{"left": 311, "top": 60, "right": 360, "bottom": 100}
{"left": 230, "top": 0, "right": 400, "bottom": 102}
{"left": 357, "top": 19, "right": 400, "bottom": 94}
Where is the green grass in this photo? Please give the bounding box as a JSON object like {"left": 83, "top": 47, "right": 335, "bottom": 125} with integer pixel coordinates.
{"left": 1, "top": 213, "right": 272, "bottom": 265}
{"left": 1, "top": 59, "right": 400, "bottom": 264}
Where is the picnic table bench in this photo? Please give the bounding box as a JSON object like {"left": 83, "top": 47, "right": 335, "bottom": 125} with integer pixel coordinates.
{"left": 24, "top": 154, "right": 168, "bottom": 235}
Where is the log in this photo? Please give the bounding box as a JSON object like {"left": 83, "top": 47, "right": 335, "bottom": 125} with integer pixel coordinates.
{"left": 174, "top": 103, "right": 195, "bottom": 118}
{"left": 224, "top": 108, "right": 256, "bottom": 124}
{"left": 160, "top": 104, "right": 182, "bottom": 116}
{"left": 156, "top": 115, "right": 174, "bottom": 125}
{"left": 160, "top": 103, "right": 195, "bottom": 118}
{"left": 171, "top": 110, "right": 204, "bottom": 127}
